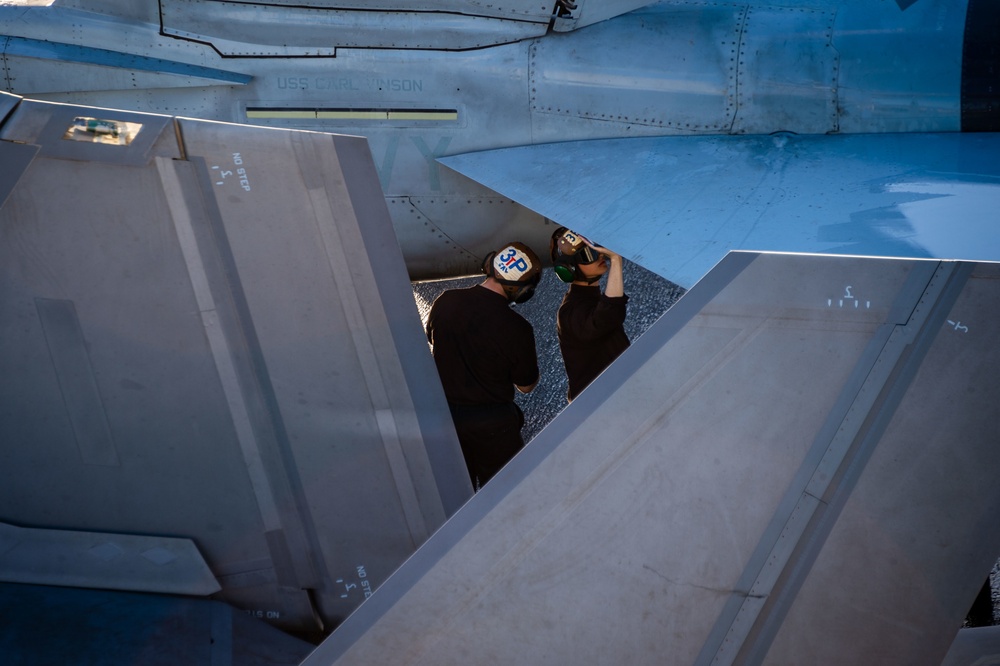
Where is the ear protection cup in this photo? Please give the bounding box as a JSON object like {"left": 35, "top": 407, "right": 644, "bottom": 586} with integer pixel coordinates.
{"left": 551, "top": 227, "right": 602, "bottom": 283}
{"left": 554, "top": 264, "right": 576, "bottom": 283}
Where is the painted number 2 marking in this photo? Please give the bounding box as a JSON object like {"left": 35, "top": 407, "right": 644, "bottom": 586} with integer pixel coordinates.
{"left": 335, "top": 565, "right": 373, "bottom": 599}
{"left": 827, "top": 285, "right": 871, "bottom": 309}
{"left": 211, "top": 152, "right": 252, "bottom": 191}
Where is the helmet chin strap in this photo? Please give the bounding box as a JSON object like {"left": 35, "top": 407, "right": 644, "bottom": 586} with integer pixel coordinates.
{"left": 502, "top": 282, "right": 537, "bottom": 304}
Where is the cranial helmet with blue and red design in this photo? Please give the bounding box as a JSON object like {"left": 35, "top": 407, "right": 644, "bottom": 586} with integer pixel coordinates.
{"left": 482, "top": 241, "right": 542, "bottom": 304}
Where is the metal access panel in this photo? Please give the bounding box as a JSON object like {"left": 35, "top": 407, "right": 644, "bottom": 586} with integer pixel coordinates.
{"left": 158, "top": 0, "right": 548, "bottom": 54}
{"left": 0, "top": 93, "right": 471, "bottom": 633}
{"left": 308, "top": 252, "right": 1000, "bottom": 665}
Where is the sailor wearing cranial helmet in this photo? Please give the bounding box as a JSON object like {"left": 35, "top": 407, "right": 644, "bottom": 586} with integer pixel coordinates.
{"left": 426, "top": 241, "right": 541, "bottom": 490}
{"left": 550, "top": 227, "right": 630, "bottom": 402}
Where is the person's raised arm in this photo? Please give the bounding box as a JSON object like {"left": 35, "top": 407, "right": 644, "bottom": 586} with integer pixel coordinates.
{"left": 591, "top": 244, "right": 624, "bottom": 298}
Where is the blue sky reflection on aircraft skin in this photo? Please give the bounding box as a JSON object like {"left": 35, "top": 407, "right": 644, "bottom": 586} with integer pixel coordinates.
{"left": 882, "top": 181, "right": 1000, "bottom": 257}
{"left": 2, "top": 0, "right": 997, "bottom": 282}
{"left": 442, "top": 131, "right": 1000, "bottom": 288}
{"left": 2, "top": 0, "right": 1000, "bottom": 658}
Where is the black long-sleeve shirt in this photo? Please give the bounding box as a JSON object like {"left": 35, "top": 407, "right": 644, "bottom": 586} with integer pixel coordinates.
{"left": 427, "top": 285, "right": 538, "bottom": 405}
{"left": 557, "top": 284, "right": 629, "bottom": 401}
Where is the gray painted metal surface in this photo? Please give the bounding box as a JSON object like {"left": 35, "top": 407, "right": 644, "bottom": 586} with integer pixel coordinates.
{"left": 163, "top": 0, "right": 562, "bottom": 25}
{"left": 942, "top": 627, "right": 1000, "bottom": 666}
{"left": 552, "top": 0, "right": 658, "bottom": 31}
{"left": 305, "top": 252, "right": 1000, "bottom": 665}
{"left": 0, "top": 141, "right": 36, "bottom": 209}
{"left": 0, "top": 94, "right": 471, "bottom": 633}
{"left": 0, "top": 583, "right": 315, "bottom": 666}
{"left": 0, "top": 88, "right": 17, "bottom": 120}
{"left": 0, "top": 0, "right": 989, "bottom": 281}
{"left": 440, "top": 132, "right": 1000, "bottom": 288}
{"left": 0, "top": 522, "right": 219, "bottom": 595}
{"left": 159, "top": 0, "right": 548, "bottom": 55}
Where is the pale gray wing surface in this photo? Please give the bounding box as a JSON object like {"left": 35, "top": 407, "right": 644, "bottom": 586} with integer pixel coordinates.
{"left": 304, "top": 251, "right": 1000, "bottom": 665}
{"left": 440, "top": 132, "right": 1000, "bottom": 288}
{"left": 0, "top": 91, "right": 471, "bottom": 639}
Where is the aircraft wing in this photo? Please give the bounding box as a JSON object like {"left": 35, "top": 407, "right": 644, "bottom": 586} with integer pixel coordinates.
{"left": 440, "top": 132, "right": 1000, "bottom": 288}
{"left": 304, "top": 250, "right": 1000, "bottom": 665}
{"left": 0, "top": 90, "right": 472, "bottom": 647}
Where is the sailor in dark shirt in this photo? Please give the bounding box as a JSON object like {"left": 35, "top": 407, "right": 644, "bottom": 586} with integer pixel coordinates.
{"left": 426, "top": 241, "right": 541, "bottom": 489}
{"left": 551, "top": 227, "right": 630, "bottom": 402}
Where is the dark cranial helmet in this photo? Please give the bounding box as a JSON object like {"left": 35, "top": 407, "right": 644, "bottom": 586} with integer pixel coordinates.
{"left": 482, "top": 241, "right": 542, "bottom": 303}
{"left": 550, "top": 226, "right": 601, "bottom": 283}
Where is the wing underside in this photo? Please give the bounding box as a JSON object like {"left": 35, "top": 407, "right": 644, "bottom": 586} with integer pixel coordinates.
{"left": 440, "top": 132, "right": 1000, "bottom": 288}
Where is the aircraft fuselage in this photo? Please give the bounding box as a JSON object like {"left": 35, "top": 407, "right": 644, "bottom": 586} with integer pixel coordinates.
{"left": 0, "top": 0, "right": 993, "bottom": 278}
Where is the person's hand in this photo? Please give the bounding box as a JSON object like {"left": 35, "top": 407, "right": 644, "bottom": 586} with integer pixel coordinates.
{"left": 587, "top": 241, "right": 624, "bottom": 297}
{"left": 585, "top": 240, "right": 620, "bottom": 262}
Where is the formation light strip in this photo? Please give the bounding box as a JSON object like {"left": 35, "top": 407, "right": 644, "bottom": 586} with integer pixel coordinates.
{"left": 246, "top": 108, "right": 458, "bottom": 121}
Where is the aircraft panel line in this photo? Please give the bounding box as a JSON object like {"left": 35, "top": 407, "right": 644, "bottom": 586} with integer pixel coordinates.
{"left": 162, "top": 153, "right": 325, "bottom": 596}
{"left": 301, "top": 138, "right": 430, "bottom": 546}
{"left": 157, "top": 155, "right": 285, "bottom": 536}
{"left": 33, "top": 297, "right": 120, "bottom": 467}
{"left": 704, "top": 261, "right": 975, "bottom": 665}
{"left": 738, "top": 260, "right": 979, "bottom": 664}
{"left": 695, "top": 260, "right": 943, "bottom": 664}
{"left": 188, "top": 152, "right": 327, "bottom": 592}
